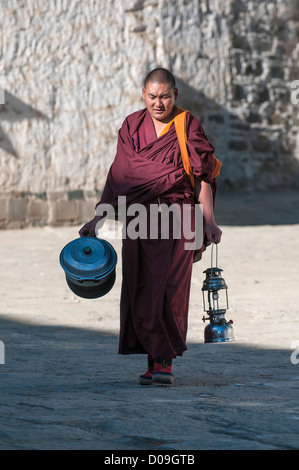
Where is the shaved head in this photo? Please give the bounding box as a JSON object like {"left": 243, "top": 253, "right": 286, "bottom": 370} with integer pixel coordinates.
{"left": 142, "top": 69, "right": 178, "bottom": 124}
{"left": 143, "top": 68, "right": 176, "bottom": 90}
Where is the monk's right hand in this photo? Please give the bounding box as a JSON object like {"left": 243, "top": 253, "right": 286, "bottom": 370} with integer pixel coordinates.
{"left": 79, "top": 216, "right": 102, "bottom": 237}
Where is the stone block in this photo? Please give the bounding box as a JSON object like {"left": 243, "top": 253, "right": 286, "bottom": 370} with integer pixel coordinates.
{"left": 8, "top": 197, "right": 27, "bottom": 222}
{"left": 0, "top": 199, "right": 7, "bottom": 221}
{"left": 80, "top": 199, "right": 97, "bottom": 221}
{"left": 245, "top": 60, "right": 263, "bottom": 76}
{"left": 232, "top": 33, "right": 249, "bottom": 50}
{"left": 229, "top": 139, "right": 247, "bottom": 151}
{"left": 208, "top": 113, "right": 225, "bottom": 124}
{"left": 231, "top": 120, "right": 251, "bottom": 131}
{"left": 269, "top": 113, "right": 282, "bottom": 125}
{"left": 28, "top": 199, "right": 49, "bottom": 221}
{"left": 270, "top": 66, "right": 284, "bottom": 80}
{"left": 55, "top": 199, "right": 80, "bottom": 223}
{"left": 257, "top": 87, "right": 269, "bottom": 103}
{"left": 252, "top": 135, "right": 271, "bottom": 153}
{"left": 231, "top": 84, "right": 244, "bottom": 101}
{"left": 246, "top": 112, "right": 262, "bottom": 124}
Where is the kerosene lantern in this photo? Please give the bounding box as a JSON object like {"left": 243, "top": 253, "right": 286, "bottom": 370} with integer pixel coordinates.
{"left": 202, "top": 243, "right": 234, "bottom": 343}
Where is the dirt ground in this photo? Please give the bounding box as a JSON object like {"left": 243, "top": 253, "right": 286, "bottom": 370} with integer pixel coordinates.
{"left": 0, "top": 188, "right": 298, "bottom": 450}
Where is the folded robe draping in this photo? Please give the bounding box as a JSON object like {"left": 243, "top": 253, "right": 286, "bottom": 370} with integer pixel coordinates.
{"left": 95, "top": 107, "right": 220, "bottom": 357}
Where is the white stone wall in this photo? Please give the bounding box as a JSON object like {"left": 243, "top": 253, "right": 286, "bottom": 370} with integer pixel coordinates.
{"left": 0, "top": 0, "right": 298, "bottom": 227}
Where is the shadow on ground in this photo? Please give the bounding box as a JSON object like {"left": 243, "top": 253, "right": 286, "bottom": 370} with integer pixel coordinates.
{"left": 0, "top": 315, "right": 298, "bottom": 450}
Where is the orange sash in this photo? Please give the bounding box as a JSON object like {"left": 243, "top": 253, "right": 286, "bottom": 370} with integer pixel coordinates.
{"left": 159, "top": 107, "right": 222, "bottom": 188}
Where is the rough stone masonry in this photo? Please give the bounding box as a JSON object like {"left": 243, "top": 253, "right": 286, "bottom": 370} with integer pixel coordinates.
{"left": 0, "top": 0, "right": 298, "bottom": 228}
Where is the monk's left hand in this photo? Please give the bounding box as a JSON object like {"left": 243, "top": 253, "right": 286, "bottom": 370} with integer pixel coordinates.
{"left": 79, "top": 215, "right": 103, "bottom": 237}
{"left": 205, "top": 222, "right": 222, "bottom": 246}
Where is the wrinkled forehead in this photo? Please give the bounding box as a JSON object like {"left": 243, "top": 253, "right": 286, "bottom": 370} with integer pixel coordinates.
{"left": 144, "top": 81, "right": 174, "bottom": 94}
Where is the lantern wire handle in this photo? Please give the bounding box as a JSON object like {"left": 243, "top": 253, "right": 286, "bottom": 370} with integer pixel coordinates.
{"left": 211, "top": 242, "right": 218, "bottom": 269}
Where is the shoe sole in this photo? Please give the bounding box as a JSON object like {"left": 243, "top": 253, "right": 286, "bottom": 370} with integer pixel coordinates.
{"left": 152, "top": 372, "right": 174, "bottom": 385}
{"left": 139, "top": 376, "right": 153, "bottom": 385}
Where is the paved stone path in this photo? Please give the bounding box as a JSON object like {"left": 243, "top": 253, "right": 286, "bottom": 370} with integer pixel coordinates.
{"left": 0, "top": 194, "right": 299, "bottom": 449}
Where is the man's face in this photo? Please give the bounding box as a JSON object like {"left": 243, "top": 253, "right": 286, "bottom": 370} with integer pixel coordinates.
{"left": 142, "top": 81, "right": 178, "bottom": 123}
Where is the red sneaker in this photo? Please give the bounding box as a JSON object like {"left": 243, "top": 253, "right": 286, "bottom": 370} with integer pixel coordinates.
{"left": 152, "top": 357, "right": 174, "bottom": 384}
{"left": 139, "top": 355, "right": 154, "bottom": 385}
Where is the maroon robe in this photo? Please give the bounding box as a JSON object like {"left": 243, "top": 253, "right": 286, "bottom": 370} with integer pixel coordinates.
{"left": 96, "top": 108, "right": 216, "bottom": 357}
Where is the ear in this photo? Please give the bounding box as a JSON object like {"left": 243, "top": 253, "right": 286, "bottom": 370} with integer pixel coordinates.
{"left": 174, "top": 87, "right": 178, "bottom": 100}
{"left": 142, "top": 87, "right": 146, "bottom": 101}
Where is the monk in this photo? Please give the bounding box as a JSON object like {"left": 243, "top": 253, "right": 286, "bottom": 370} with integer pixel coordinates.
{"left": 79, "top": 68, "right": 222, "bottom": 385}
